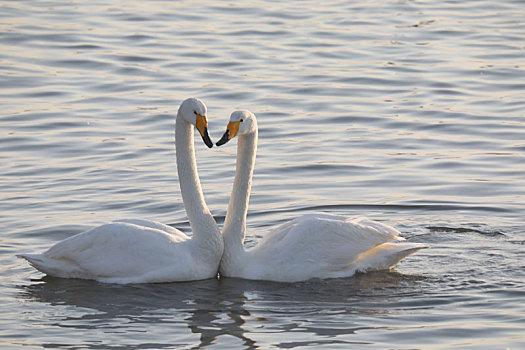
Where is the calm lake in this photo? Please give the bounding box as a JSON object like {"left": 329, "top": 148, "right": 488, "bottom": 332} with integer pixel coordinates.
{"left": 1, "top": 0, "right": 524, "bottom": 348}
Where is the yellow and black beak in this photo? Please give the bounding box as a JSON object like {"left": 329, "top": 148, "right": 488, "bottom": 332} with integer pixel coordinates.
{"left": 195, "top": 113, "right": 213, "bottom": 148}
{"left": 216, "top": 121, "right": 240, "bottom": 146}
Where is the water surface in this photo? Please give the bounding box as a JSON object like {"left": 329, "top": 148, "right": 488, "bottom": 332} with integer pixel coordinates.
{"left": 1, "top": 0, "right": 524, "bottom": 348}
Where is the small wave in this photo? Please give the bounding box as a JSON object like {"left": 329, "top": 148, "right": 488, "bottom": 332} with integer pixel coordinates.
{"left": 245, "top": 203, "right": 512, "bottom": 223}
{"left": 298, "top": 203, "right": 510, "bottom": 214}
{"left": 426, "top": 226, "right": 506, "bottom": 237}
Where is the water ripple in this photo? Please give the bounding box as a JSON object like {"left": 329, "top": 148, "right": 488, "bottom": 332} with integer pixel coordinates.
{"left": 1, "top": 0, "right": 524, "bottom": 348}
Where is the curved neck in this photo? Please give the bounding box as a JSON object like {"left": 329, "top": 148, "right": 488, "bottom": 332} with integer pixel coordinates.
{"left": 175, "top": 113, "right": 220, "bottom": 247}
{"left": 221, "top": 126, "right": 258, "bottom": 271}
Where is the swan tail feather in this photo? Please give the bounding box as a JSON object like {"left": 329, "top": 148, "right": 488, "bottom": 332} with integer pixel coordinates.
{"left": 352, "top": 242, "right": 429, "bottom": 273}
{"left": 17, "top": 254, "right": 88, "bottom": 279}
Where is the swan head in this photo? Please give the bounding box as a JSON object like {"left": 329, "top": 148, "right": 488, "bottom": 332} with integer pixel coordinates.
{"left": 216, "top": 110, "right": 257, "bottom": 146}
{"left": 178, "top": 98, "right": 213, "bottom": 148}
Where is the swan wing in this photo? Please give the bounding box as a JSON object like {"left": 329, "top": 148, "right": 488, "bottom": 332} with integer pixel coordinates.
{"left": 114, "top": 219, "right": 186, "bottom": 238}
{"left": 19, "top": 221, "right": 193, "bottom": 282}
{"left": 257, "top": 214, "right": 401, "bottom": 257}
{"left": 246, "top": 214, "right": 412, "bottom": 281}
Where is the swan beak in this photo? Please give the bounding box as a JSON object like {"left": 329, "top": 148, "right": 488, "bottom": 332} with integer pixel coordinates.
{"left": 216, "top": 121, "right": 240, "bottom": 146}
{"left": 196, "top": 114, "right": 213, "bottom": 148}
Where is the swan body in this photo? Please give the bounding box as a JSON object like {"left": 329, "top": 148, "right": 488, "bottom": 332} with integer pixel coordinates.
{"left": 18, "top": 98, "right": 223, "bottom": 284}
{"left": 216, "top": 110, "right": 428, "bottom": 282}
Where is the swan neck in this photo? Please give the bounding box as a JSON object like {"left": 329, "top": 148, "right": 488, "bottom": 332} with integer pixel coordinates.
{"left": 175, "top": 113, "right": 220, "bottom": 248}
{"left": 221, "top": 128, "right": 257, "bottom": 273}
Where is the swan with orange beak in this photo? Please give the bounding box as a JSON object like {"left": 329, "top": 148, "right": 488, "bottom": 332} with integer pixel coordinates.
{"left": 214, "top": 110, "right": 428, "bottom": 282}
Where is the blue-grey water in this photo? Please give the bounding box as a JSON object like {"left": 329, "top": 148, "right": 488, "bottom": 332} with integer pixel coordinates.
{"left": 1, "top": 0, "right": 524, "bottom": 348}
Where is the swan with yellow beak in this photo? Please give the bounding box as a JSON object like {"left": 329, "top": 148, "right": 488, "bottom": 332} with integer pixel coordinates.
{"left": 214, "top": 110, "right": 428, "bottom": 282}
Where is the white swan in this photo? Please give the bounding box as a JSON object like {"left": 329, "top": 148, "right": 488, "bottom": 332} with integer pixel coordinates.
{"left": 215, "top": 110, "right": 428, "bottom": 282}
{"left": 18, "top": 98, "right": 223, "bottom": 284}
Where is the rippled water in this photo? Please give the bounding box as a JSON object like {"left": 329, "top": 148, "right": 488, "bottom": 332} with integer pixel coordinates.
{"left": 1, "top": 0, "right": 524, "bottom": 348}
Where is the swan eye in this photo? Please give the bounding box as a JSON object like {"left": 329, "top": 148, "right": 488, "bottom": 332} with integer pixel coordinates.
{"left": 194, "top": 111, "right": 197, "bottom": 115}
{"left": 240, "top": 118, "right": 244, "bottom": 122}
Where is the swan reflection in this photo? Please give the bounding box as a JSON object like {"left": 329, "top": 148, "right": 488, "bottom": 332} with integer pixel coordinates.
{"left": 18, "top": 271, "right": 426, "bottom": 348}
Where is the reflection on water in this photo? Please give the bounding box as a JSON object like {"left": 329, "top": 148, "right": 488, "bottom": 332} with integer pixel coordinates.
{"left": 19, "top": 272, "right": 429, "bottom": 348}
